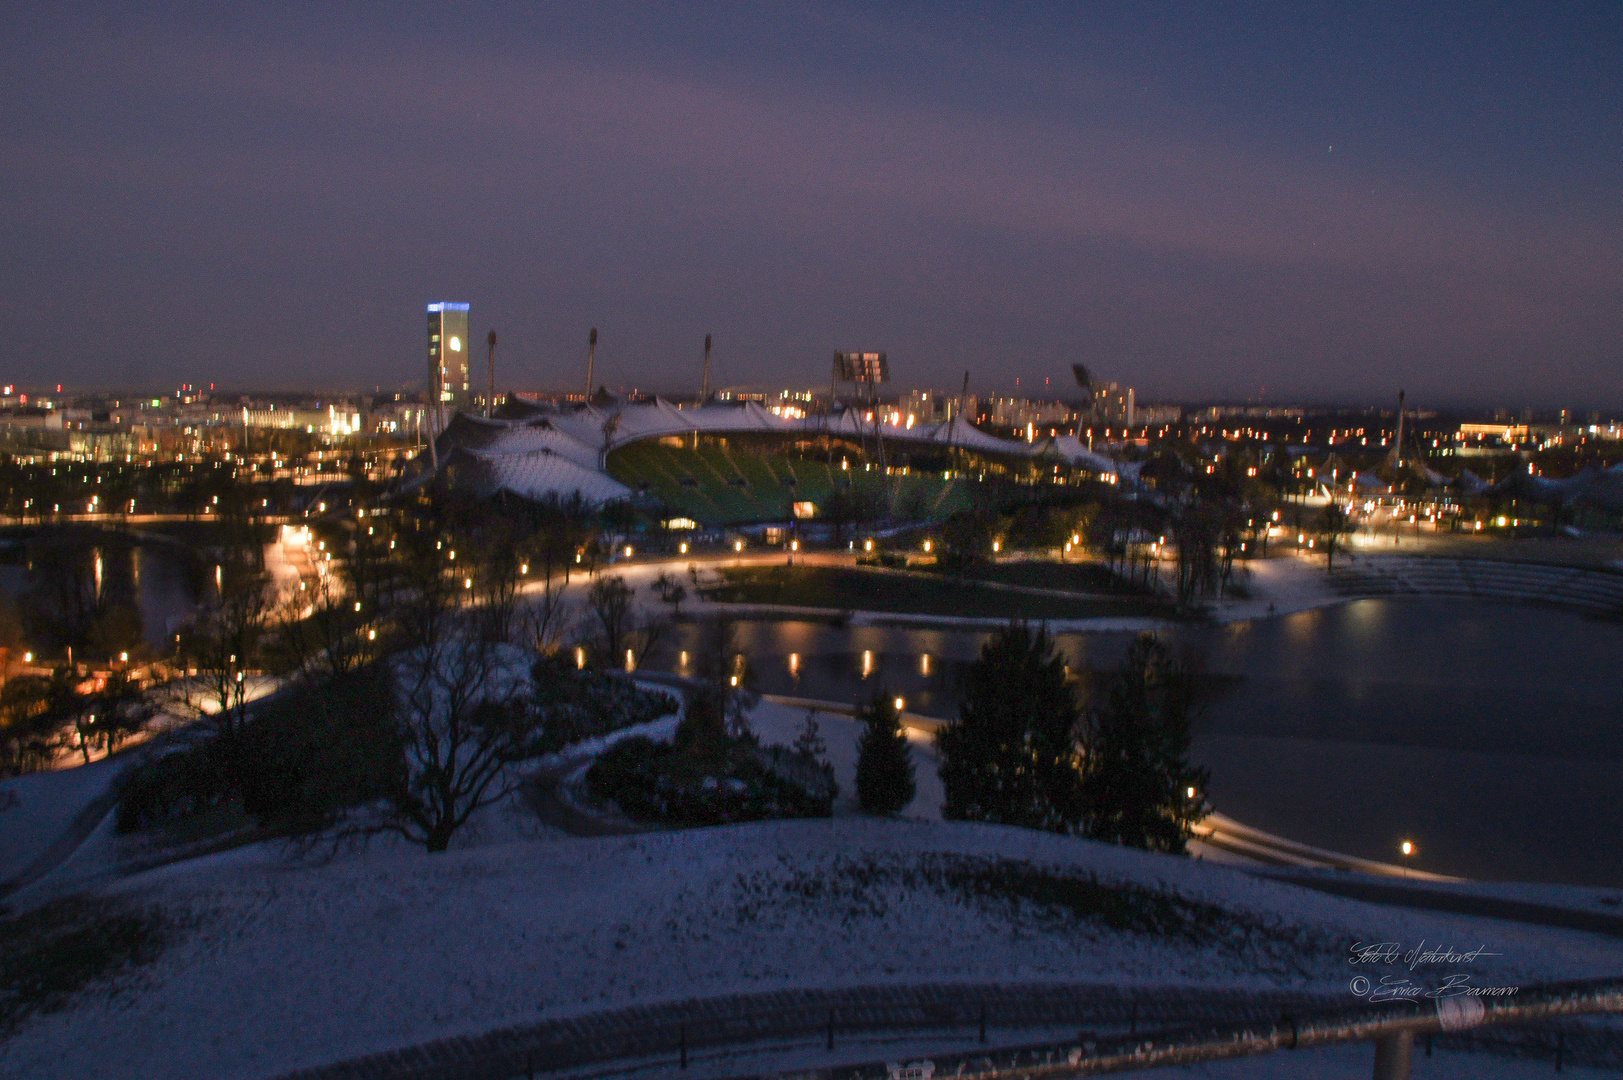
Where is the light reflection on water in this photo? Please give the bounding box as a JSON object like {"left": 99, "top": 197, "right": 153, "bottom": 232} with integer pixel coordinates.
{"left": 656, "top": 599, "right": 1623, "bottom": 886}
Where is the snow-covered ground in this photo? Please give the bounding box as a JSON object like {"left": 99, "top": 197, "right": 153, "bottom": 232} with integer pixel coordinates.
{"left": 748, "top": 698, "right": 944, "bottom": 820}
{"left": 3, "top": 813, "right": 1621, "bottom": 1080}
{"left": 0, "top": 753, "right": 127, "bottom": 886}
{"left": 6, "top": 674, "right": 1621, "bottom": 1080}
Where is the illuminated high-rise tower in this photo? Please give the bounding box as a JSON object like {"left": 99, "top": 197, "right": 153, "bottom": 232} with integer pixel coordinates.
{"left": 427, "top": 302, "right": 471, "bottom": 407}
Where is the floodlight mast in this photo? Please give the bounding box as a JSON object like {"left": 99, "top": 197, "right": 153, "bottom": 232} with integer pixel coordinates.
{"left": 948, "top": 370, "right": 969, "bottom": 475}
{"left": 485, "top": 329, "right": 497, "bottom": 418}
{"left": 1393, "top": 388, "right": 1406, "bottom": 469}
{"left": 427, "top": 338, "right": 441, "bottom": 469}
{"left": 701, "top": 334, "right": 712, "bottom": 403}
{"left": 585, "top": 327, "right": 598, "bottom": 401}
{"left": 866, "top": 362, "right": 888, "bottom": 473}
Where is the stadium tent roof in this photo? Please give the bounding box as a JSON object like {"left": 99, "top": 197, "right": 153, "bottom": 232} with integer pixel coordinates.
{"left": 419, "top": 401, "right": 1139, "bottom": 505}
{"left": 441, "top": 446, "right": 632, "bottom": 505}
{"left": 1043, "top": 435, "right": 1137, "bottom": 477}
{"left": 907, "top": 415, "right": 1036, "bottom": 457}
{"left": 433, "top": 412, "right": 602, "bottom": 470}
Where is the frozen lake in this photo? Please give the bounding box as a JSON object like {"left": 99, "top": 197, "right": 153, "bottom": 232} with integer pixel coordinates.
{"left": 657, "top": 598, "right": 1623, "bottom": 887}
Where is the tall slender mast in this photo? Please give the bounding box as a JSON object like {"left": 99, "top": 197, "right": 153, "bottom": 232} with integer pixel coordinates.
{"left": 584, "top": 327, "right": 598, "bottom": 402}
{"left": 949, "top": 370, "right": 969, "bottom": 474}
{"left": 485, "top": 329, "right": 497, "bottom": 418}
{"left": 701, "top": 333, "right": 712, "bottom": 403}
{"left": 427, "top": 346, "right": 441, "bottom": 467}
{"left": 868, "top": 364, "right": 887, "bottom": 472}
{"left": 1394, "top": 388, "right": 1406, "bottom": 469}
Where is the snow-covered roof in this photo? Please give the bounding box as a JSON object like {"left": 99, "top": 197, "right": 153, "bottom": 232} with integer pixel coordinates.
{"left": 422, "top": 401, "right": 1138, "bottom": 506}
{"left": 442, "top": 446, "right": 632, "bottom": 506}
{"left": 1043, "top": 435, "right": 1135, "bottom": 477}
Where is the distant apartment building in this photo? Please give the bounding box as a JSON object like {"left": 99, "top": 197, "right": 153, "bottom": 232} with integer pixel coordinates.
{"left": 1091, "top": 382, "right": 1134, "bottom": 426}
{"left": 985, "top": 397, "right": 1074, "bottom": 428}
{"left": 902, "top": 390, "right": 974, "bottom": 424}
{"left": 241, "top": 404, "right": 366, "bottom": 435}
{"left": 427, "top": 302, "right": 471, "bottom": 407}
{"left": 1134, "top": 403, "right": 1182, "bottom": 427}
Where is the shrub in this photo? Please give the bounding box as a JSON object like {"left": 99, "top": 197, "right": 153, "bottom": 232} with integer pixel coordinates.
{"left": 587, "top": 734, "right": 833, "bottom": 827}
{"left": 117, "top": 665, "right": 406, "bottom": 836}
{"left": 531, "top": 652, "right": 678, "bottom": 752}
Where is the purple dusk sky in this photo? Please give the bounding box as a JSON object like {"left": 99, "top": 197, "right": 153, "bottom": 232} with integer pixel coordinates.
{"left": 2, "top": 2, "right": 1619, "bottom": 409}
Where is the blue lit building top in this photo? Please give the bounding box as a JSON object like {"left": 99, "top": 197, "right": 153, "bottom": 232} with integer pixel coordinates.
{"left": 426, "top": 301, "right": 470, "bottom": 312}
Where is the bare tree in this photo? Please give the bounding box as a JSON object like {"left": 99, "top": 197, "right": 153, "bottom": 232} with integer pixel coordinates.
{"left": 692, "top": 614, "right": 758, "bottom": 739}
{"left": 586, "top": 575, "right": 635, "bottom": 661}
{"left": 70, "top": 670, "right": 158, "bottom": 763}
{"left": 585, "top": 574, "right": 670, "bottom": 670}
{"left": 173, "top": 565, "right": 274, "bottom": 742}
{"left": 651, "top": 570, "right": 688, "bottom": 620}
{"left": 1318, "top": 501, "right": 1354, "bottom": 571}
{"left": 382, "top": 613, "right": 539, "bottom": 852}
{"left": 518, "top": 578, "right": 573, "bottom": 656}
{"left": 273, "top": 571, "right": 369, "bottom": 682}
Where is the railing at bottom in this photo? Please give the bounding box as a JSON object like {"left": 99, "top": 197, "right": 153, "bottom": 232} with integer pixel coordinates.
{"left": 730, "top": 976, "right": 1623, "bottom": 1080}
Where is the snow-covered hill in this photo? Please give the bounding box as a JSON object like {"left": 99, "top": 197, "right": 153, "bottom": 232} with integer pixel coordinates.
{"left": 2, "top": 817, "right": 1619, "bottom": 1080}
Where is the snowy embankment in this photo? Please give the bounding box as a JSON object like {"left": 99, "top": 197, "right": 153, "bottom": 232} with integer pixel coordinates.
{"left": 0, "top": 754, "right": 128, "bottom": 888}
{"left": 3, "top": 813, "right": 1622, "bottom": 1080}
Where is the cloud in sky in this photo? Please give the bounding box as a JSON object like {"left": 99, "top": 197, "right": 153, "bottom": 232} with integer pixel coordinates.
{"left": 1, "top": 2, "right": 1618, "bottom": 407}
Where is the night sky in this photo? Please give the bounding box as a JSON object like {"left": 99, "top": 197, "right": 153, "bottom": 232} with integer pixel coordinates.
{"left": 3, "top": 2, "right": 1619, "bottom": 408}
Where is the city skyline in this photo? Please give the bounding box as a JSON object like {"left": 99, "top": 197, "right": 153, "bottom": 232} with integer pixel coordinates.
{"left": 2, "top": 3, "right": 1619, "bottom": 408}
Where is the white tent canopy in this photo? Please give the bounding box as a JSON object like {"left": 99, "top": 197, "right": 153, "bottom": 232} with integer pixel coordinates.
{"left": 422, "top": 401, "right": 1138, "bottom": 505}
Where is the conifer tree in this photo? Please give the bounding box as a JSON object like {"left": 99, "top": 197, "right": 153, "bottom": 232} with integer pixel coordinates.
{"left": 854, "top": 688, "right": 915, "bottom": 814}
{"left": 937, "top": 621, "right": 1083, "bottom": 832}
{"left": 1079, "top": 634, "right": 1208, "bottom": 853}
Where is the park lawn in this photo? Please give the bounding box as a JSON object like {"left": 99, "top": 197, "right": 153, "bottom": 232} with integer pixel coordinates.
{"left": 961, "top": 558, "right": 1154, "bottom": 597}
{"left": 703, "top": 565, "right": 1172, "bottom": 620}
